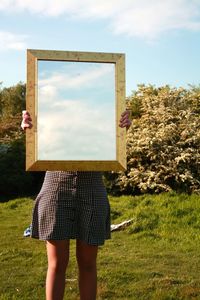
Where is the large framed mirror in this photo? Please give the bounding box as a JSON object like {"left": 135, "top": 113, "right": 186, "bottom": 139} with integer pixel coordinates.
{"left": 26, "top": 49, "right": 126, "bottom": 171}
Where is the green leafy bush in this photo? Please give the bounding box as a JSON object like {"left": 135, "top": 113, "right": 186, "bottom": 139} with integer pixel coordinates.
{"left": 0, "top": 82, "right": 44, "bottom": 201}
{"left": 0, "top": 136, "right": 44, "bottom": 202}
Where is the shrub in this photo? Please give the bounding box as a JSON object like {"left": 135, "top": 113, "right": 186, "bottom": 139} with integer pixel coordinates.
{"left": 105, "top": 85, "right": 200, "bottom": 195}
{"left": 0, "top": 137, "right": 44, "bottom": 202}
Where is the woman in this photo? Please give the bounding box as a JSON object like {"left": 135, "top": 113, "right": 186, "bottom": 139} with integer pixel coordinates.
{"left": 21, "top": 110, "right": 131, "bottom": 300}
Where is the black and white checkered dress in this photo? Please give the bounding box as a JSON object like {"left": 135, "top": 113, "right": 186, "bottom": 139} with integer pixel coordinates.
{"left": 31, "top": 171, "right": 111, "bottom": 246}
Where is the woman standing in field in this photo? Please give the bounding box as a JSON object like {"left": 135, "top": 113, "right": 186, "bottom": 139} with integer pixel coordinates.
{"left": 21, "top": 110, "right": 131, "bottom": 300}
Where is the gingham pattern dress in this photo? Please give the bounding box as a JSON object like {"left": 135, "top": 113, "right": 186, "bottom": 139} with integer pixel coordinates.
{"left": 31, "top": 171, "right": 111, "bottom": 246}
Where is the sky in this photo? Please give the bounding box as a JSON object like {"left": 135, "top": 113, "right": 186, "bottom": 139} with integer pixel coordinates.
{"left": 0, "top": 0, "right": 200, "bottom": 96}
{"left": 37, "top": 61, "right": 116, "bottom": 160}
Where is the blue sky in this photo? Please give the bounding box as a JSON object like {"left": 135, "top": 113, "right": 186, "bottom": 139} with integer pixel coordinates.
{"left": 0, "top": 0, "right": 200, "bottom": 96}
{"left": 37, "top": 60, "right": 116, "bottom": 160}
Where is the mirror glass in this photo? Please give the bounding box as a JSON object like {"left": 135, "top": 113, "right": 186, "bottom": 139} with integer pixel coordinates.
{"left": 37, "top": 60, "right": 116, "bottom": 161}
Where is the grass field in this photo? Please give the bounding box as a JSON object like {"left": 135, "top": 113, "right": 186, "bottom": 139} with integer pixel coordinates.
{"left": 1, "top": 192, "right": 200, "bottom": 299}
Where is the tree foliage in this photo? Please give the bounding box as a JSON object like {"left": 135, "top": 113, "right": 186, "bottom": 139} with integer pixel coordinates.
{"left": 0, "top": 82, "right": 25, "bottom": 119}
{"left": 1, "top": 82, "right": 200, "bottom": 199}
{"left": 0, "top": 82, "right": 44, "bottom": 201}
{"left": 105, "top": 84, "right": 200, "bottom": 194}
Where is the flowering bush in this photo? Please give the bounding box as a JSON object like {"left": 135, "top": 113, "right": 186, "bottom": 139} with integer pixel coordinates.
{"left": 105, "top": 85, "right": 200, "bottom": 194}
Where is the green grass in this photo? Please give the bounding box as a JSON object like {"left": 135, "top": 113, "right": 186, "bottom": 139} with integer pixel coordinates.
{"left": 1, "top": 192, "right": 200, "bottom": 299}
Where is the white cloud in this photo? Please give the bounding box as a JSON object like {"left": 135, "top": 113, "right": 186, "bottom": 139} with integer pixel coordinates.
{"left": 111, "top": 0, "right": 200, "bottom": 40}
{"left": 0, "top": 31, "right": 27, "bottom": 50}
{"left": 37, "top": 61, "right": 116, "bottom": 160}
{"left": 38, "top": 63, "right": 114, "bottom": 91}
{"left": 0, "top": 0, "right": 200, "bottom": 40}
{"left": 37, "top": 97, "right": 116, "bottom": 160}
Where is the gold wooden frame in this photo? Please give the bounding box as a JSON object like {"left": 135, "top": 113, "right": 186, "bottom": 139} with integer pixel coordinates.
{"left": 26, "top": 49, "right": 126, "bottom": 171}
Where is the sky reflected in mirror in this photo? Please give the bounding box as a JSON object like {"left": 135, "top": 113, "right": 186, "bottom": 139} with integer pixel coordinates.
{"left": 37, "top": 60, "right": 116, "bottom": 160}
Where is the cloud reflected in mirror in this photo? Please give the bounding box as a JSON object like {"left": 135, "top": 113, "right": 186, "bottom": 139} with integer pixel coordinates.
{"left": 37, "top": 60, "right": 116, "bottom": 160}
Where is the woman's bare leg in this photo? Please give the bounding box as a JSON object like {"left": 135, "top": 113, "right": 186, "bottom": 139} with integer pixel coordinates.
{"left": 46, "top": 240, "right": 70, "bottom": 300}
{"left": 76, "top": 239, "right": 98, "bottom": 300}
